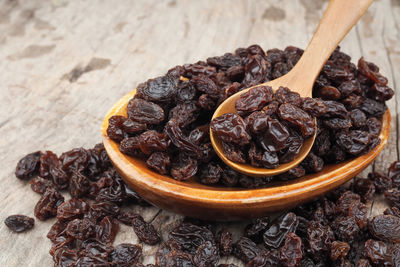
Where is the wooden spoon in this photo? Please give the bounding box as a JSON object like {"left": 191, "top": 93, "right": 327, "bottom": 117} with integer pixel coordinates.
{"left": 210, "top": 0, "right": 374, "bottom": 177}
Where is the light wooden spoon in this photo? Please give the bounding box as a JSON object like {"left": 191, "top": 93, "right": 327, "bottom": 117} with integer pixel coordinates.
{"left": 210, "top": 0, "right": 374, "bottom": 177}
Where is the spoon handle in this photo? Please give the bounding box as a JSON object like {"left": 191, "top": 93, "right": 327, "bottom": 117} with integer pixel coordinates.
{"left": 290, "top": 0, "right": 373, "bottom": 97}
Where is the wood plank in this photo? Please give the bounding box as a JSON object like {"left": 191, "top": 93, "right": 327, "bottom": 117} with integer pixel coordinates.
{"left": 0, "top": 0, "right": 398, "bottom": 266}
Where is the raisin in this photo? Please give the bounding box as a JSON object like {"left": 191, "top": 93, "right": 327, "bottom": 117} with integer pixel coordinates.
{"left": 317, "top": 85, "right": 341, "bottom": 100}
{"left": 165, "top": 120, "right": 203, "bottom": 158}
{"left": 69, "top": 171, "right": 90, "bottom": 198}
{"left": 96, "top": 216, "right": 119, "bottom": 244}
{"left": 243, "top": 55, "right": 269, "bottom": 86}
{"left": 136, "top": 75, "right": 178, "bottom": 103}
{"left": 131, "top": 214, "right": 161, "bottom": 245}
{"left": 39, "top": 151, "right": 59, "bottom": 179}
{"left": 15, "top": 151, "right": 42, "bottom": 180}
{"left": 4, "top": 215, "right": 34, "bottom": 233}
{"left": 216, "top": 228, "right": 232, "bottom": 256}
{"left": 169, "top": 223, "right": 214, "bottom": 254}
{"left": 263, "top": 212, "right": 298, "bottom": 248}
{"left": 279, "top": 232, "right": 303, "bottom": 267}
{"left": 193, "top": 241, "right": 219, "bottom": 267}
{"left": 146, "top": 152, "right": 171, "bottom": 175}
{"left": 121, "top": 118, "right": 147, "bottom": 134}
{"left": 57, "top": 198, "right": 89, "bottom": 221}
{"left": 109, "top": 243, "right": 142, "bottom": 266}
{"left": 170, "top": 153, "right": 198, "bottom": 181}
{"left": 138, "top": 130, "right": 170, "bottom": 155}
{"left": 66, "top": 218, "right": 95, "bottom": 240}
{"left": 233, "top": 236, "right": 261, "bottom": 263}
{"left": 307, "top": 221, "right": 334, "bottom": 260}
{"left": 330, "top": 241, "right": 350, "bottom": 261}
{"left": 368, "top": 215, "right": 400, "bottom": 243}
{"left": 235, "top": 86, "right": 273, "bottom": 114}
{"left": 169, "top": 101, "right": 199, "bottom": 127}
{"left": 221, "top": 142, "right": 246, "bottom": 163}
{"left": 349, "top": 109, "right": 367, "bottom": 128}
{"left": 275, "top": 86, "right": 302, "bottom": 106}
{"left": 245, "top": 217, "right": 269, "bottom": 243}
{"left": 368, "top": 172, "right": 392, "bottom": 193}
{"left": 107, "top": 115, "right": 127, "bottom": 142}
{"left": 176, "top": 80, "right": 197, "bottom": 103}
{"left": 388, "top": 161, "right": 400, "bottom": 187}
{"left": 331, "top": 216, "right": 360, "bottom": 242}
{"left": 246, "top": 250, "right": 280, "bottom": 267}
{"left": 127, "top": 98, "right": 165, "bottom": 124}
{"left": 258, "top": 118, "right": 290, "bottom": 152}
{"left": 30, "top": 176, "right": 55, "bottom": 194}
{"left": 278, "top": 103, "right": 315, "bottom": 138}
{"left": 363, "top": 239, "right": 390, "bottom": 266}
{"left": 34, "top": 187, "right": 64, "bottom": 221}
{"left": 210, "top": 113, "right": 250, "bottom": 146}
{"left": 384, "top": 188, "right": 400, "bottom": 208}
{"left": 53, "top": 248, "right": 78, "bottom": 267}
{"left": 360, "top": 98, "right": 387, "bottom": 117}
{"left": 301, "top": 98, "right": 327, "bottom": 117}
{"left": 119, "top": 136, "right": 141, "bottom": 157}
{"left": 198, "top": 162, "right": 221, "bottom": 185}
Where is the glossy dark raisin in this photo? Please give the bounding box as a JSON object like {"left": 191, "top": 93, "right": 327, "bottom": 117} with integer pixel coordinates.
{"left": 4, "top": 215, "right": 34, "bottom": 233}
{"left": 216, "top": 228, "right": 232, "bottom": 256}
{"left": 169, "top": 223, "right": 214, "bottom": 254}
{"left": 57, "top": 198, "right": 89, "bottom": 221}
{"left": 136, "top": 75, "right": 178, "bottom": 103}
{"left": 278, "top": 103, "right": 315, "bottom": 138}
{"left": 30, "top": 176, "right": 55, "bottom": 194}
{"left": 388, "top": 161, "right": 400, "bottom": 187}
{"left": 66, "top": 218, "right": 95, "bottom": 240}
{"left": 368, "top": 171, "right": 392, "bottom": 193}
{"left": 107, "top": 115, "right": 127, "bottom": 142}
{"left": 235, "top": 86, "right": 273, "bottom": 114}
{"left": 127, "top": 98, "right": 165, "bottom": 124}
{"left": 210, "top": 113, "right": 250, "bottom": 146}
{"left": 263, "top": 212, "right": 298, "bottom": 248}
{"left": 131, "top": 214, "right": 161, "bottom": 245}
{"left": 34, "top": 187, "right": 64, "bottom": 221}
{"left": 15, "top": 151, "right": 42, "bottom": 180}
{"left": 96, "top": 216, "right": 119, "bottom": 244}
{"left": 279, "top": 232, "right": 303, "bottom": 267}
{"left": 146, "top": 152, "right": 170, "bottom": 175}
{"left": 109, "top": 243, "right": 142, "bottom": 266}
{"left": 233, "top": 236, "right": 261, "bottom": 263}
{"left": 193, "top": 241, "right": 219, "bottom": 267}
{"left": 368, "top": 215, "right": 400, "bottom": 243}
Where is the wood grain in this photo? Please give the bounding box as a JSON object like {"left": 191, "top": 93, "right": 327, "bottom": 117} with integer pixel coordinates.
{"left": 0, "top": 0, "right": 398, "bottom": 266}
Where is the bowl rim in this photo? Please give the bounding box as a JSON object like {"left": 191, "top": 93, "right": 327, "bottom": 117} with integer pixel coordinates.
{"left": 102, "top": 89, "right": 391, "bottom": 206}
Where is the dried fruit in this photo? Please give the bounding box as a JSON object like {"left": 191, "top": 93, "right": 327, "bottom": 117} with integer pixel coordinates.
{"left": 4, "top": 215, "right": 34, "bottom": 233}
{"left": 131, "top": 214, "right": 161, "bottom": 245}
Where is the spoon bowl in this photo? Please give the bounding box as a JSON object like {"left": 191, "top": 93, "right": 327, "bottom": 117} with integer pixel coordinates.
{"left": 210, "top": 78, "right": 317, "bottom": 177}
{"left": 101, "top": 89, "right": 390, "bottom": 221}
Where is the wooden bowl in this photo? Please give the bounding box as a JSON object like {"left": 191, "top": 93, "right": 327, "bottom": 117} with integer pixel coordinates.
{"left": 102, "top": 89, "right": 391, "bottom": 221}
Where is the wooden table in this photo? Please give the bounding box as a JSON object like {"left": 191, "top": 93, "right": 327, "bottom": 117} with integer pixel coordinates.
{"left": 0, "top": 0, "right": 399, "bottom": 265}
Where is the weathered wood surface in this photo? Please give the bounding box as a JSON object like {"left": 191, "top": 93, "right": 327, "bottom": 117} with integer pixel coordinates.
{"left": 0, "top": 0, "right": 398, "bottom": 266}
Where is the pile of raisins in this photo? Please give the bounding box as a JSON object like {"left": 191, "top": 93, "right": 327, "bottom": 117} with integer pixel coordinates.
{"left": 7, "top": 143, "right": 400, "bottom": 266}
{"left": 211, "top": 86, "right": 316, "bottom": 168}
{"left": 107, "top": 44, "right": 393, "bottom": 186}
